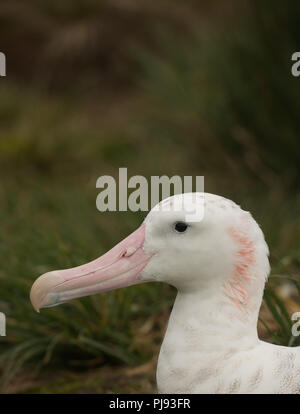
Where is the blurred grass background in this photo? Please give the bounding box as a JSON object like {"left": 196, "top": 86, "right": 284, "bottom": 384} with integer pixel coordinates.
{"left": 1, "top": 0, "right": 300, "bottom": 393}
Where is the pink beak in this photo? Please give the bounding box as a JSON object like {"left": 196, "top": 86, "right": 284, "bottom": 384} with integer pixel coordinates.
{"left": 30, "top": 224, "right": 152, "bottom": 312}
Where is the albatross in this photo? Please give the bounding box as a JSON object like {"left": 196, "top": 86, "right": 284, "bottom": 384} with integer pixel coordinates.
{"left": 30, "top": 192, "right": 300, "bottom": 393}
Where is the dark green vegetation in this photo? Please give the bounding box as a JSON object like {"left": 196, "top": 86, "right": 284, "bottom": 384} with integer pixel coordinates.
{"left": 0, "top": 0, "right": 300, "bottom": 393}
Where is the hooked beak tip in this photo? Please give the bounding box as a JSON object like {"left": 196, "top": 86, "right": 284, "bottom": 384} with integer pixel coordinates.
{"left": 30, "top": 271, "right": 64, "bottom": 312}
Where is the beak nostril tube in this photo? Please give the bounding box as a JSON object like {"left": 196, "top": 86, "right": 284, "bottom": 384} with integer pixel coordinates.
{"left": 123, "top": 246, "right": 137, "bottom": 257}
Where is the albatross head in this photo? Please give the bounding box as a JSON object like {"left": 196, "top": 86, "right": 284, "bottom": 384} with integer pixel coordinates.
{"left": 30, "top": 193, "right": 270, "bottom": 314}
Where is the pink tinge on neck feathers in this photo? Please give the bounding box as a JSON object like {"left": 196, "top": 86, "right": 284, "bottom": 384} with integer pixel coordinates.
{"left": 225, "top": 226, "right": 255, "bottom": 309}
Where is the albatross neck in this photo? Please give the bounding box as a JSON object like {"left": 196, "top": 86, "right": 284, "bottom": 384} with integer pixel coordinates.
{"left": 163, "top": 287, "right": 263, "bottom": 352}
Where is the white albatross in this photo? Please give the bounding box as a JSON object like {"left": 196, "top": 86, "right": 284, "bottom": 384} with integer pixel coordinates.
{"left": 30, "top": 193, "right": 300, "bottom": 393}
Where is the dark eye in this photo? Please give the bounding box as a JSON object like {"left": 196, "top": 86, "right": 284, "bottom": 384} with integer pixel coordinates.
{"left": 174, "top": 221, "right": 188, "bottom": 233}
